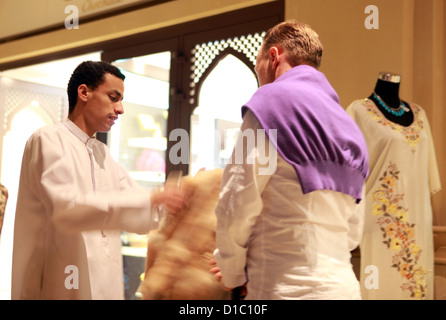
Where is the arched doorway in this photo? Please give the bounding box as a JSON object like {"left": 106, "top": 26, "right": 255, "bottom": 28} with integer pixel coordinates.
{"left": 189, "top": 53, "right": 258, "bottom": 175}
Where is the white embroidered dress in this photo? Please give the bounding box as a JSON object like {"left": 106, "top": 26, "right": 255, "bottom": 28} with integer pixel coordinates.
{"left": 347, "top": 99, "right": 441, "bottom": 300}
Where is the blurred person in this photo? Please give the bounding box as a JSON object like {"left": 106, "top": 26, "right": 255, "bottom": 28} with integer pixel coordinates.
{"left": 11, "top": 61, "right": 185, "bottom": 300}
{"left": 211, "top": 20, "right": 369, "bottom": 299}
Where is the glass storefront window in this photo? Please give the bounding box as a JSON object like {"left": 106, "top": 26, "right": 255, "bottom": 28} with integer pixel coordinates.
{"left": 111, "top": 53, "right": 170, "bottom": 186}
{"left": 111, "top": 52, "right": 171, "bottom": 299}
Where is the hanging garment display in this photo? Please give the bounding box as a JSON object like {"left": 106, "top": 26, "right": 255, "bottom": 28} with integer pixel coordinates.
{"left": 346, "top": 72, "right": 441, "bottom": 299}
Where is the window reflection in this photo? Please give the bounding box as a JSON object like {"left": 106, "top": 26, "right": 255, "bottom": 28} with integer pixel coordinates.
{"left": 111, "top": 52, "right": 170, "bottom": 189}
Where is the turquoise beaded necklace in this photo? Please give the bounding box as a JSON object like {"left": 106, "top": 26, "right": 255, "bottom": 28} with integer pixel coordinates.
{"left": 372, "top": 92, "right": 408, "bottom": 117}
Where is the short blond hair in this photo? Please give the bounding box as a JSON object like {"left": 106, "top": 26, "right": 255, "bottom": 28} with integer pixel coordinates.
{"left": 262, "top": 20, "right": 323, "bottom": 69}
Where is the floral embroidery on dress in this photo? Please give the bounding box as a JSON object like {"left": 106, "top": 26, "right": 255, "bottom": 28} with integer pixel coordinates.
{"left": 362, "top": 99, "right": 424, "bottom": 152}
{"left": 372, "top": 162, "right": 426, "bottom": 299}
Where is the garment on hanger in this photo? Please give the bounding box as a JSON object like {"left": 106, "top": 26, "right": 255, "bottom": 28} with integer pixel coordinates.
{"left": 346, "top": 72, "right": 441, "bottom": 300}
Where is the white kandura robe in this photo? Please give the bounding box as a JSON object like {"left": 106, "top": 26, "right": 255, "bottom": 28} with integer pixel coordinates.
{"left": 213, "top": 110, "right": 365, "bottom": 300}
{"left": 347, "top": 99, "right": 441, "bottom": 300}
{"left": 12, "top": 119, "right": 159, "bottom": 300}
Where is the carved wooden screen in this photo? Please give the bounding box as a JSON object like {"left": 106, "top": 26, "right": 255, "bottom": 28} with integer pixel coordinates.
{"left": 188, "top": 32, "right": 265, "bottom": 107}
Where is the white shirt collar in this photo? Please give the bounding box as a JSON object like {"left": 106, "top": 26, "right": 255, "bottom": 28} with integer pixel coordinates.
{"left": 63, "top": 118, "right": 96, "bottom": 146}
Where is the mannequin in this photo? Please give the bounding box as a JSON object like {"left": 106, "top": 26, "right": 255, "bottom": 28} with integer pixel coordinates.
{"left": 347, "top": 72, "right": 442, "bottom": 300}
{"left": 368, "top": 72, "right": 414, "bottom": 126}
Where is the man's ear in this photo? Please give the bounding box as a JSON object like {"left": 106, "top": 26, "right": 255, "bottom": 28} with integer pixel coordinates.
{"left": 269, "top": 46, "right": 281, "bottom": 69}
{"left": 77, "top": 84, "right": 90, "bottom": 103}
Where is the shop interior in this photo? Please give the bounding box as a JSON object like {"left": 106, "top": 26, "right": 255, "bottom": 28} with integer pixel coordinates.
{"left": 0, "top": 0, "right": 444, "bottom": 300}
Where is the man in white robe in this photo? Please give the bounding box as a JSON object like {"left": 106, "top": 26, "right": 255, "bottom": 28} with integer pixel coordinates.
{"left": 11, "top": 61, "right": 184, "bottom": 300}
{"left": 211, "top": 21, "right": 369, "bottom": 299}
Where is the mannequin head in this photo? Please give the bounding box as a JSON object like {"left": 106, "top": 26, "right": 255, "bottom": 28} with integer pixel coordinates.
{"left": 369, "top": 71, "right": 413, "bottom": 126}
{"left": 373, "top": 71, "right": 401, "bottom": 106}
{"left": 378, "top": 72, "right": 401, "bottom": 84}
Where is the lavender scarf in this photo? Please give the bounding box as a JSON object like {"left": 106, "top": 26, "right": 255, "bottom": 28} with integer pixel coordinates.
{"left": 242, "top": 65, "right": 369, "bottom": 201}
